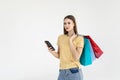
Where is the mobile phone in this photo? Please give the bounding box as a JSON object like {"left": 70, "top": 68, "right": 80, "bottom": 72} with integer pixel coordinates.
{"left": 44, "top": 40, "right": 55, "bottom": 51}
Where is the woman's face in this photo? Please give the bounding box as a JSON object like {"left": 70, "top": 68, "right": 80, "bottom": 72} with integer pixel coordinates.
{"left": 64, "top": 18, "right": 74, "bottom": 32}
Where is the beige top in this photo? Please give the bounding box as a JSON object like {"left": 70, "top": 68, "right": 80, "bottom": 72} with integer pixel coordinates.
{"left": 57, "top": 34, "right": 84, "bottom": 69}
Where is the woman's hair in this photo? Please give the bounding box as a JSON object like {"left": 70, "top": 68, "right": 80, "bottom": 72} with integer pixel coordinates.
{"left": 63, "top": 15, "right": 78, "bottom": 35}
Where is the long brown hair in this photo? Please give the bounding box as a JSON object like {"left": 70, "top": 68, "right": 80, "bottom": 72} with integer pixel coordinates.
{"left": 63, "top": 15, "right": 78, "bottom": 35}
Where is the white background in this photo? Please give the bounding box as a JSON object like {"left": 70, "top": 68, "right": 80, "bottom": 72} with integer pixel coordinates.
{"left": 0, "top": 0, "right": 120, "bottom": 80}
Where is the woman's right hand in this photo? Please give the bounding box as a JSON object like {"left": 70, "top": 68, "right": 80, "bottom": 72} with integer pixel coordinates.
{"left": 48, "top": 47, "right": 55, "bottom": 53}
{"left": 46, "top": 46, "right": 59, "bottom": 59}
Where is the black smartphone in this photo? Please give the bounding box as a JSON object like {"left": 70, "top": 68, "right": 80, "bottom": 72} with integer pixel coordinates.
{"left": 44, "top": 40, "right": 55, "bottom": 51}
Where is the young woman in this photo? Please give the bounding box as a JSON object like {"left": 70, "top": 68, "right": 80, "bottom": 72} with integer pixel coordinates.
{"left": 47, "top": 15, "right": 84, "bottom": 80}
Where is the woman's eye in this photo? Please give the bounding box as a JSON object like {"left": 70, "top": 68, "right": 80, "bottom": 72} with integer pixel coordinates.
{"left": 64, "top": 23, "right": 66, "bottom": 25}
{"left": 68, "top": 22, "right": 70, "bottom": 24}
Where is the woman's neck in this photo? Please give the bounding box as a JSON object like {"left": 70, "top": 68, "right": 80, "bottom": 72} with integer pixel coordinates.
{"left": 67, "top": 30, "right": 75, "bottom": 37}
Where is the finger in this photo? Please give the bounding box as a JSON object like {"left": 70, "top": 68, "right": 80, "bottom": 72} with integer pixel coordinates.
{"left": 48, "top": 47, "right": 53, "bottom": 51}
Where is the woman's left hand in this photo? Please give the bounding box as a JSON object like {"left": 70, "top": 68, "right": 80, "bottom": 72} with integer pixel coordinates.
{"left": 70, "top": 34, "right": 77, "bottom": 42}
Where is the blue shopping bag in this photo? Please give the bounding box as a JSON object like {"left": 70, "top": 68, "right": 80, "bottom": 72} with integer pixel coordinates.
{"left": 89, "top": 39, "right": 96, "bottom": 62}
{"left": 80, "top": 37, "right": 95, "bottom": 66}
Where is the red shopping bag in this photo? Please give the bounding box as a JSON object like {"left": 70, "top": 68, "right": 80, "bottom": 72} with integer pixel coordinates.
{"left": 84, "top": 35, "right": 103, "bottom": 58}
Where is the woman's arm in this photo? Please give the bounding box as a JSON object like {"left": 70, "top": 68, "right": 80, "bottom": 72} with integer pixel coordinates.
{"left": 48, "top": 47, "right": 60, "bottom": 59}
{"left": 69, "top": 42, "right": 83, "bottom": 60}
{"left": 69, "top": 35, "right": 83, "bottom": 60}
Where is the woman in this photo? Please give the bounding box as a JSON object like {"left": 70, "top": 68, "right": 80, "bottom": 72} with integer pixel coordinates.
{"left": 47, "top": 15, "right": 84, "bottom": 80}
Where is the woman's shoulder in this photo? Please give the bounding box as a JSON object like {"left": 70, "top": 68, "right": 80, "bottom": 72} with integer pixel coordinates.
{"left": 76, "top": 35, "right": 84, "bottom": 41}
{"left": 58, "top": 34, "right": 66, "bottom": 38}
{"left": 77, "top": 35, "right": 84, "bottom": 38}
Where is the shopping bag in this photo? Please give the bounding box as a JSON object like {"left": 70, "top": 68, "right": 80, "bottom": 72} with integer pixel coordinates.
{"left": 80, "top": 37, "right": 94, "bottom": 66}
{"left": 89, "top": 39, "right": 96, "bottom": 61}
{"left": 84, "top": 35, "right": 103, "bottom": 58}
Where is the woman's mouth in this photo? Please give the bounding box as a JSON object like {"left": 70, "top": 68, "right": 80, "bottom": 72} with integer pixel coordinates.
{"left": 65, "top": 27, "right": 69, "bottom": 30}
